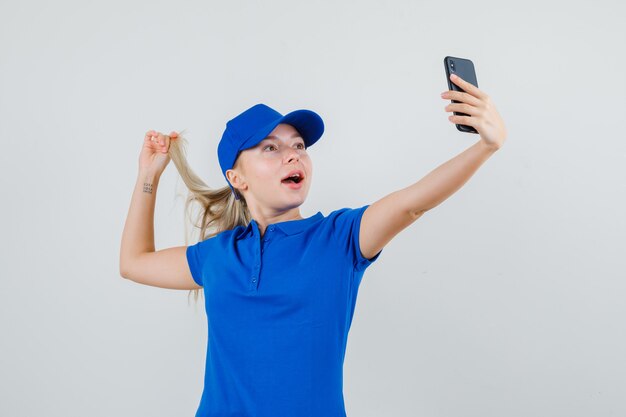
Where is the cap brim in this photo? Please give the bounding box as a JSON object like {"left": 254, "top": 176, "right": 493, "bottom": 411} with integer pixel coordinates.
{"left": 281, "top": 109, "right": 325, "bottom": 147}
{"left": 238, "top": 109, "right": 325, "bottom": 152}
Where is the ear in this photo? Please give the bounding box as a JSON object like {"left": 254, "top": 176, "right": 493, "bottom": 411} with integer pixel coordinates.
{"left": 226, "top": 168, "right": 248, "bottom": 193}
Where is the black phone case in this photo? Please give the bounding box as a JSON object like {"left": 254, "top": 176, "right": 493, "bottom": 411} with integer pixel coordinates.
{"left": 444, "top": 56, "right": 479, "bottom": 134}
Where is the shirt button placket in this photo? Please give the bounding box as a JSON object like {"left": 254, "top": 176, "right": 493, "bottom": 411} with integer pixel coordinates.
{"left": 249, "top": 221, "right": 261, "bottom": 292}
{"left": 251, "top": 258, "right": 259, "bottom": 290}
{"left": 254, "top": 226, "right": 273, "bottom": 288}
{"left": 262, "top": 226, "right": 273, "bottom": 246}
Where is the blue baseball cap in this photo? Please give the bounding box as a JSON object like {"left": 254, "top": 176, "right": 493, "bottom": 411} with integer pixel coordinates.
{"left": 217, "top": 103, "right": 324, "bottom": 200}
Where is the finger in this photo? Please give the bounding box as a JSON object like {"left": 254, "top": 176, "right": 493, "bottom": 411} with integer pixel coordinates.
{"left": 442, "top": 90, "right": 482, "bottom": 107}
{"left": 169, "top": 131, "right": 178, "bottom": 138}
{"left": 448, "top": 114, "right": 478, "bottom": 128}
{"left": 148, "top": 131, "right": 159, "bottom": 143}
{"left": 145, "top": 130, "right": 158, "bottom": 141}
{"left": 445, "top": 102, "right": 480, "bottom": 116}
{"left": 157, "top": 133, "right": 172, "bottom": 152}
{"left": 450, "top": 74, "right": 487, "bottom": 100}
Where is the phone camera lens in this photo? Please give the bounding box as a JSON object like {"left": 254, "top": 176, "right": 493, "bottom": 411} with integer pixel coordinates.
{"left": 450, "top": 61, "right": 455, "bottom": 68}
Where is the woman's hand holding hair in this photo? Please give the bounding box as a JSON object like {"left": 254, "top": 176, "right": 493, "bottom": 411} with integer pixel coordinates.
{"left": 139, "top": 130, "right": 179, "bottom": 176}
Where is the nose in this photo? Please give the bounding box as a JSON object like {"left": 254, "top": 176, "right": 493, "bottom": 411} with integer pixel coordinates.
{"left": 284, "top": 148, "right": 300, "bottom": 164}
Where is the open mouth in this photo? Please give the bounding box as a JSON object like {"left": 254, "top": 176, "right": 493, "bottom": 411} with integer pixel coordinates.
{"left": 281, "top": 175, "right": 303, "bottom": 184}
{"left": 280, "top": 170, "right": 305, "bottom": 185}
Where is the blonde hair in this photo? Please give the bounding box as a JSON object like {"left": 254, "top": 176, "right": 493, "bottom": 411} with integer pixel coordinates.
{"left": 167, "top": 130, "right": 251, "bottom": 304}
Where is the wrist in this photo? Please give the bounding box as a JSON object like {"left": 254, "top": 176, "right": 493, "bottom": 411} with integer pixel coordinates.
{"left": 138, "top": 169, "right": 161, "bottom": 184}
{"left": 478, "top": 139, "right": 500, "bottom": 153}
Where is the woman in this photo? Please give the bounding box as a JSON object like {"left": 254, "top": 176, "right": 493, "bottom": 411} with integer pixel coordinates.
{"left": 119, "top": 73, "right": 507, "bottom": 416}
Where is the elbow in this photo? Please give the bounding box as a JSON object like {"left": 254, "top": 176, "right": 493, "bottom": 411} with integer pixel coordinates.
{"left": 119, "top": 261, "right": 130, "bottom": 280}
{"left": 119, "top": 253, "right": 137, "bottom": 280}
{"left": 410, "top": 207, "right": 427, "bottom": 219}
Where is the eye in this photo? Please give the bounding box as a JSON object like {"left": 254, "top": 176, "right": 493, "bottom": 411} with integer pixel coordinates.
{"left": 263, "top": 143, "right": 306, "bottom": 151}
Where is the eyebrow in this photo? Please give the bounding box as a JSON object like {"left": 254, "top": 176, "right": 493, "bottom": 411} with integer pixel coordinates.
{"left": 262, "top": 132, "right": 303, "bottom": 142}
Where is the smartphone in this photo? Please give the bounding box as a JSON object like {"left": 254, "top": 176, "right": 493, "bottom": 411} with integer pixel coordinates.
{"left": 444, "top": 56, "right": 479, "bottom": 134}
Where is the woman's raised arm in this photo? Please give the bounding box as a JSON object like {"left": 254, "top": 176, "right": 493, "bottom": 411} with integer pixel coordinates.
{"left": 119, "top": 131, "right": 201, "bottom": 290}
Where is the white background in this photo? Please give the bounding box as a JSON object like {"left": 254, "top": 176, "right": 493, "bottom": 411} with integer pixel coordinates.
{"left": 1, "top": 0, "right": 625, "bottom": 416}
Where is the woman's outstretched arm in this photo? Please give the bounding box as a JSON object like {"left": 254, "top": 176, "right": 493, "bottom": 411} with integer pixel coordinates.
{"left": 358, "top": 74, "right": 508, "bottom": 260}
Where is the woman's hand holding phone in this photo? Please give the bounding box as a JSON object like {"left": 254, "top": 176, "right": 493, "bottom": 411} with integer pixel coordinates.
{"left": 441, "top": 74, "right": 507, "bottom": 151}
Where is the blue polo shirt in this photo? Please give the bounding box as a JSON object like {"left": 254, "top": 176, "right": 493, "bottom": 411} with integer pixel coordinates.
{"left": 186, "top": 203, "right": 383, "bottom": 417}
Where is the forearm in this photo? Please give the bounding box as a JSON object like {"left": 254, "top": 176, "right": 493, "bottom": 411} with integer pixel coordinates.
{"left": 119, "top": 170, "right": 160, "bottom": 275}
{"left": 407, "top": 139, "right": 498, "bottom": 215}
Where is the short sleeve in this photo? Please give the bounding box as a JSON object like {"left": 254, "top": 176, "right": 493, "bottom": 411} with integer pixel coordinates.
{"left": 186, "top": 238, "right": 212, "bottom": 287}
{"left": 330, "top": 204, "right": 383, "bottom": 272}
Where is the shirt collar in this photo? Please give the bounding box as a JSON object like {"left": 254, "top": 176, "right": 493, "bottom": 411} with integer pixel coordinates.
{"left": 234, "top": 211, "right": 324, "bottom": 240}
